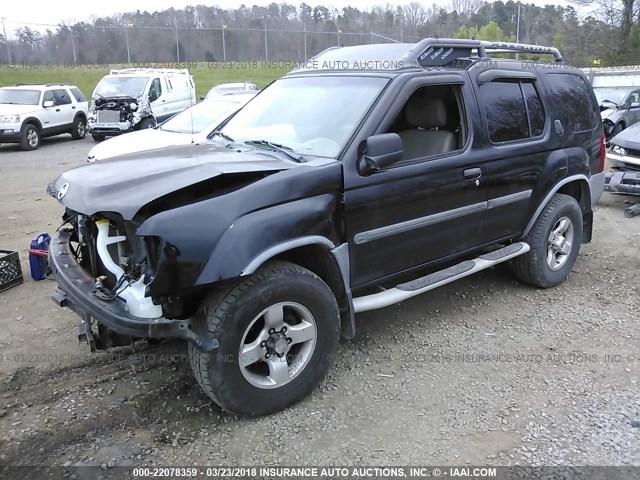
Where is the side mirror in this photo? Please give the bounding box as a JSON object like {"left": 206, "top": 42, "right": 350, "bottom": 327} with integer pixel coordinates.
{"left": 149, "top": 90, "right": 159, "bottom": 102}
{"left": 199, "top": 95, "right": 205, "bottom": 101}
{"left": 362, "top": 133, "right": 404, "bottom": 172}
{"left": 43, "top": 100, "right": 54, "bottom": 108}
{"left": 630, "top": 102, "right": 640, "bottom": 109}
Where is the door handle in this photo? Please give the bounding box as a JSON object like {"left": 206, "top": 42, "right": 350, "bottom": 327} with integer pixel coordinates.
{"left": 72, "top": 106, "right": 76, "bottom": 109}
{"left": 55, "top": 108, "right": 60, "bottom": 112}
{"left": 463, "top": 167, "right": 482, "bottom": 179}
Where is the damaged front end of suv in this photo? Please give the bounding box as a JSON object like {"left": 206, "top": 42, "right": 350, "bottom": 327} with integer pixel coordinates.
{"left": 46, "top": 144, "right": 342, "bottom": 353}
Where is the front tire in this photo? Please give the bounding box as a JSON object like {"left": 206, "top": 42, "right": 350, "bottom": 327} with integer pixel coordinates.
{"left": 20, "top": 124, "right": 40, "bottom": 151}
{"left": 510, "top": 193, "right": 583, "bottom": 288}
{"left": 611, "top": 123, "right": 624, "bottom": 138}
{"left": 91, "top": 133, "right": 105, "bottom": 141}
{"left": 189, "top": 261, "right": 340, "bottom": 416}
{"left": 139, "top": 117, "right": 156, "bottom": 129}
{"left": 71, "top": 116, "right": 87, "bottom": 140}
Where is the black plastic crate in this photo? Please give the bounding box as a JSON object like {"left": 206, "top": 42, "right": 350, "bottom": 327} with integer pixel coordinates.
{"left": 0, "top": 250, "right": 24, "bottom": 293}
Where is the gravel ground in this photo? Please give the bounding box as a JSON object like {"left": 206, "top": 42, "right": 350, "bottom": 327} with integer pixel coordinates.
{"left": 0, "top": 136, "right": 639, "bottom": 469}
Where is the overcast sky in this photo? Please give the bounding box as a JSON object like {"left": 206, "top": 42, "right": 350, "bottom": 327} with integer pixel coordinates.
{"left": 2, "top": 0, "right": 574, "bottom": 33}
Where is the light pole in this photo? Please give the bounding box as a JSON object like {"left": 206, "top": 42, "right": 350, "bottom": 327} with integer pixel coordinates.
{"left": 70, "top": 29, "right": 77, "bottom": 64}
{"left": 125, "top": 23, "right": 133, "bottom": 64}
{"left": 1, "top": 18, "right": 11, "bottom": 64}
{"left": 175, "top": 22, "right": 180, "bottom": 62}
{"left": 515, "top": 3, "right": 521, "bottom": 60}
{"left": 221, "top": 21, "right": 227, "bottom": 62}
{"left": 264, "top": 24, "right": 268, "bottom": 62}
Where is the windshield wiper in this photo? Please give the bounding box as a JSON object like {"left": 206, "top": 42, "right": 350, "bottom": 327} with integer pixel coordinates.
{"left": 244, "top": 140, "right": 305, "bottom": 163}
{"left": 210, "top": 131, "right": 235, "bottom": 143}
{"left": 601, "top": 99, "right": 618, "bottom": 106}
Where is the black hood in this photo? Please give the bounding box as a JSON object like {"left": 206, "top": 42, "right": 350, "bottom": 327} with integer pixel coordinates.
{"left": 48, "top": 143, "right": 300, "bottom": 220}
{"left": 611, "top": 123, "right": 640, "bottom": 150}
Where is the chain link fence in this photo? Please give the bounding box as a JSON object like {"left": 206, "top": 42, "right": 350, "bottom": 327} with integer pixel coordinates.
{"left": 0, "top": 21, "right": 421, "bottom": 66}
{"left": 0, "top": 20, "right": 638, "bottom": 68}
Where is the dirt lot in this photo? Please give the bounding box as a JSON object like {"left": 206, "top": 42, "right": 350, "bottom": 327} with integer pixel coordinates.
{"left": 0, "top": 136, "right": 639, "bottom": 469}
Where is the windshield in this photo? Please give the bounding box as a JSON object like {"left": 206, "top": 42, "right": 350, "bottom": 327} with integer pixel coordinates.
{"left": 0, "top": 89, "right": 40, "bottom": 105}
{"left": 594, "top": 89, "right": 628, "bottom": 105}
{"left": 219, "top": 76, "right": 388, "bottom": 158}
{"left": 94, "top": 76, "right": 148, "bottom": 98}
{"left": 161, "top": 100, "right": 243, "bottom": 134}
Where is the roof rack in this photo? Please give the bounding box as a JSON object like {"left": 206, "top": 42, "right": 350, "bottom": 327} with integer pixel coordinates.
{"left": 406, "top": 38, "right": 563, "bottom": 67}
{"left": 13, "top": 83, "right": 71, "bottom": 87}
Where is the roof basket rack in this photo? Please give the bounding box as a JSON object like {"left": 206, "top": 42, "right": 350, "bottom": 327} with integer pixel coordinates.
{"left": 405, "top": 38, "right": 563, "bottom": 67}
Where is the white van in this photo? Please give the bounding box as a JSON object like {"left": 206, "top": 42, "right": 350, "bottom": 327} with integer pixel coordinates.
{"left": 87, "top": 68, "right": 196, "bottom": 141}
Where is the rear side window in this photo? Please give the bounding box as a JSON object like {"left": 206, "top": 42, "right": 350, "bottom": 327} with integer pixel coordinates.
{"left": 69, "top": 87, "right": 86, "bottom": 102}
{"left": 522, "top": 83, "right": 545, "bottom": 137}
{"left": 53, "top": 89, "right": 71, "bottom": 106}
{"left": 480, "top": 80, "right": 545, "bottom": 143}
{"left": 545, "top": 73, "right": 598, "bottom": 132}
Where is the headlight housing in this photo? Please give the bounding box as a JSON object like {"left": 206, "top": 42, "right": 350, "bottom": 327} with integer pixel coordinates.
{"left": 0, "top": 114, "right": 20, "bottom": 124}
{"left": 611, "top": 145, "right": 627, "bottom": 156}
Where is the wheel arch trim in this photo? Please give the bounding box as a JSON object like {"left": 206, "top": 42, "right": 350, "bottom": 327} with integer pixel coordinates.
{"left": 241, "top": 235, "right": 336, "bottom": 276}
{"left": 22, "top": 117, "right": 43, "bottom": 131}
{"left": 522, "top": 174, "right": 590, "bottom": 237}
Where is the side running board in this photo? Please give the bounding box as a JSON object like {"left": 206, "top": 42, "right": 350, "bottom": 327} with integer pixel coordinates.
{"left": 352, "top": 242, "right": 530, "bottom": 313}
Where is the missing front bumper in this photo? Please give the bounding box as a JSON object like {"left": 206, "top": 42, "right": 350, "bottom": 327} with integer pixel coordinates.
{"left": 49, "top": 229, "right": 218, "bottom": 352}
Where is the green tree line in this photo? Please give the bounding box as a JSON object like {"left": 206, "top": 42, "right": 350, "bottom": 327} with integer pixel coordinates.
{"left": 2, "top": 0, "right": 638, "bottom": 67}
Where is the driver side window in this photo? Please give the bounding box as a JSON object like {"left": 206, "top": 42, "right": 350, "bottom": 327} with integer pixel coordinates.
{"left": 149, "top": 78, "right": 162, "bottom": 100}
{"left": 383, "top": 84, "right": 467, "bottom": 166}
{"left": 42, "top": 90, "right": 54, "bottom": 105}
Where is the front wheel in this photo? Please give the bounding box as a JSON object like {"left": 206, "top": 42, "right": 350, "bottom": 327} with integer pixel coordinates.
{"left": 139, "top": 117, "right": 156, "bottom": 129}
{"left": 71, "top": 116, "right": 87, "bottom": 140}
{"left": 189, "top": 261, "right": 340, "bottom": 416}
{"left": 510, "top": 193, "right": 583, "bottom": 288}
{"left": 20, "top": 124, "right": 40, "bottom": 150}
{"left": 91, "top": 133, "right": 105, "bottom": 141}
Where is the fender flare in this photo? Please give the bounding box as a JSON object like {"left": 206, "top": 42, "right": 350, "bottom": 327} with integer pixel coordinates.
{"left": 21, "top": 117, "right": 43, "bottom": 131}
{"left": 241, "top": 235, "right": 336, "bottom": 275}
{"left": 240, "top": 237, "right": 357, "bottom": 340}
{"left": 522, "top": 174, "right": 590, "bottom": 237}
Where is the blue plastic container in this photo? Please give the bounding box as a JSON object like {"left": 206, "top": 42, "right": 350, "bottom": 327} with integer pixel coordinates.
{"left": 29, "top": 233, "right": 51, "bottom": 281}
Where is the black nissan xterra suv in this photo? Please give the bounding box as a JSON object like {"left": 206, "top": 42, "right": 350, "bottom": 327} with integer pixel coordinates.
{"left": 47, "top": 39, "right": 606, "bottom": 416}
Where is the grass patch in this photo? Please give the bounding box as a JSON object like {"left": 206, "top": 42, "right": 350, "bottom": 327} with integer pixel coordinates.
{"left": 0, "top": 63, "right": 290, "bottom": 100}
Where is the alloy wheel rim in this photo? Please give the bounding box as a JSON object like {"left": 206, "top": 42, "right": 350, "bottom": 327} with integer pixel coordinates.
{"left": 28, "top": 129, "right": 38, "bottom": 147}
{"left": 546, "top": 216, "right": 574, "bottom": 271}
{"left": 238, "top": 302, "right": 317, "bottom": 389}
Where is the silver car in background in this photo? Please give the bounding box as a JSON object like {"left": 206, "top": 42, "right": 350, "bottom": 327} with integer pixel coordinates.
{"left": 594, "top": 87, "right": 640, "bottom": 139}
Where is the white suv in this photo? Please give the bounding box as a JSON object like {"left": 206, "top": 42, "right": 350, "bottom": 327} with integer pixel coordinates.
{"left": 0, "top": 84, "right": 89, "bottom": 150}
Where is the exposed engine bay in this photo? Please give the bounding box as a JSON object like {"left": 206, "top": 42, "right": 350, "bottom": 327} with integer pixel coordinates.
{"left": 88, "top": 95, "right": 152, "bottom": 134}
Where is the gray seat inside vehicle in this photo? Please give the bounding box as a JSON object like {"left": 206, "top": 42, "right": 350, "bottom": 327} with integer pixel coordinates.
{"left": 398, "top": 97, "right": 457, "bottom": 160}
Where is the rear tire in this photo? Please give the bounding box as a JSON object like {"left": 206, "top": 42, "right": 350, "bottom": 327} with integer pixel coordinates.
{"left": 189, "top": 260, "right": 340, "bottom": 416}
{"left": 71, "top": 116, "right": 87, "bottom": 140}
{"left": 510, "top": 193, "right": 583, "bottom": 288}
{"left": 20, "top": 124, "right": 40, "bottom": 151}
{"left": 91, "top": 133, "right": 105, "bottom": 141}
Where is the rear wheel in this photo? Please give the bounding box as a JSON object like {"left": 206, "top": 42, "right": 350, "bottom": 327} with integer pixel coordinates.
{"left": 510, "top": 193, "right": 583, "bottom": 288}
{"left": 189, "top": 261, "right": 340, "bottom": 416}
{"left": 20, "top": 124, "right": 40, "bottom": 151}
{"left": 71, "top": 116, "right": 87, "bottom": 140}
{"left": 91, "top": 133, "right": 105, "bottom": 141}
